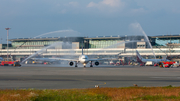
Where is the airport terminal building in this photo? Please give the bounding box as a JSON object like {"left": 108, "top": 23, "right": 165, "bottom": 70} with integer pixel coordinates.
{"left": 1, "top": 35, "right": 180, "bottom": 63}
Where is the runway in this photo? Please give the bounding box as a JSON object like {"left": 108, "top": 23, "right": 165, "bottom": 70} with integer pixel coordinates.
{"left": 0, "top": 64, "right": 180, "bottom": 89}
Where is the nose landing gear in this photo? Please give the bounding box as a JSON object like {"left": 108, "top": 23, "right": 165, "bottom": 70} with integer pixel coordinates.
{"left": 83, "top": 64, "right": 86, "bottom": 68}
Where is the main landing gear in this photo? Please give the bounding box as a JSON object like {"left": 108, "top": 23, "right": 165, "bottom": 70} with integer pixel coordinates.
{"left": 90, "top": 61, "right": 93, "bottom": 67}
{"left": 75, "top": 62, "right": 78, "bottom": 67}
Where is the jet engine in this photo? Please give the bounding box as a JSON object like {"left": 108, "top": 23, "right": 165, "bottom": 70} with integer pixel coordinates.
{"left": 94, "top": 61, "right": 99, "bottom": 66}
{"left": 69, "top": 61, "right": 74, "bottom": 66}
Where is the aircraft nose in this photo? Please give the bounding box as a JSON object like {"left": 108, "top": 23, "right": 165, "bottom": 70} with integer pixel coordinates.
{"left": 85, "top": 59, "right": 88, "bottom": 62}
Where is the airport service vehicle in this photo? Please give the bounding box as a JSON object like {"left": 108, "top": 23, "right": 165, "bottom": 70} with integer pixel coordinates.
{"left": 115, "top": 61, "right": 121, "bottom": 65}
{"left": 32, "top": 61, "right": 43, "bottom": 64}
{"left": 136, "top": 50, "right": 170, "bottom": 63}
{"left": 13, "top": 61, "right": 21, "bottom": 67}
{"left": 158, "top": 61, "right": 176, "bottom": 68}
{"left": 154, "top": 63, "right": 158, "bottom": 66}
{"left": 163, "top": 64, "right": 169, "bottom": 68}
{"left": 1, "top": 61, "right": 15, "bottom": 66}
{"left": 109, "top": 61, "right": 115, "bottom": 65}
{"left": 171, "top": 63, "right": 179, "bottom": 68}
{"left": 162, "top": 61, "right": 176, "bottom": 68}
{"left": 0, "top": 57, "right": 21, "bottom": 66}
{"left": 145, "top": 61, "right": 154, "bottom": 66}
{"left": 140, "top": 63, "right": 145, "bottom": 66}
{"left": 134, "top": 62, "right": 139, "bottom": 66}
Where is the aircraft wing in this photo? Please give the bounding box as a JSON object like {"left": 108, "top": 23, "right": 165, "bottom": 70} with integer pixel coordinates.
{"left": 32, "top": 58, "right": 59, "bottom": 62}
{"left": 88, "top": 58, "right": 115, "bottom": 61}
{"left": 33, "top": 58, "right": 78, "bottom": 62}
{"left": 88, "top": 59, "right": 104, "bottom": 61}
{"left": 48, "top": 58, "right": 78, "bottom": 61}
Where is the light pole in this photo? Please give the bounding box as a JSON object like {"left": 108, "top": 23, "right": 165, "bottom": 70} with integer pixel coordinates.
{"left": 5, "top": 28, "right": 10, "bottom": 61}
{"left": 0, "top": 38, "right": 2, "bottom": 44}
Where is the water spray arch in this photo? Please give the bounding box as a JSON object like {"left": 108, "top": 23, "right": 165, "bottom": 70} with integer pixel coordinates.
{"left": 130, "top": 22, "right": 157, "bottom": 60}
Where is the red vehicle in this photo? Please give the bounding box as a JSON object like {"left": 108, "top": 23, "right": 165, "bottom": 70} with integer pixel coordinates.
{"left": 163, "top": 61, "right": 175, "bottom": 65}
{"left": 1, "top": 61, "right": 15, "bottom": 66}
{"left": 163, "top": 64, "right": 169, "bottom": 68}
{"left": 159, "top": 61, "right": 176, "bottom": 68}
{"left": 115, "top": 62, "right": 121, "bottom": 65}
{"left": 140, "top": 63, "right": 145, "bottom": 66}
{"left": 154, "top": 63, "right": 159, "bottom": 66}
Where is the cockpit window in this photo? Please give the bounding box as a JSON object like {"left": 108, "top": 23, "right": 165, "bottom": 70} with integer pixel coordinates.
{"left": 83, "top": 58, "right": 87, "bottom": 59}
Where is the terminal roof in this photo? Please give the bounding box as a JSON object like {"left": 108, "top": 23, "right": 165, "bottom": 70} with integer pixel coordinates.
{"left": 151, "top": 35, "right": 180, "bottom": 40}
{"left": 9, "top": 37, "right": 84, "bottom": 42}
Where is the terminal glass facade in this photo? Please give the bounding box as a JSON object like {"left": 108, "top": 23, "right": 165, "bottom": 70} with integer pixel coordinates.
{"left": 89, "top": 40, "right": 124, "bottom": 48}
{"left": 12, "top": 41, "right": 61, "bottom": 49}
{"left": 156, "top": 39, "right": 180, "bottom": 46}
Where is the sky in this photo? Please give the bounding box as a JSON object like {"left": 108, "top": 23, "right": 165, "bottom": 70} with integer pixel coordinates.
{"left": 0, "top": 0, "right": 180, "bottom": 43}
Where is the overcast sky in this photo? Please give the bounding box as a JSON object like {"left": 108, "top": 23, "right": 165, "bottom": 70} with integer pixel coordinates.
{"left": 0, "top": 0, "right": 180, "bottom": 43}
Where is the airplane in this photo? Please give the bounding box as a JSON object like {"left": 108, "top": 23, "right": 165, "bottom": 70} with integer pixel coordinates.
{"left": 32, "top": 45, "right": 115, "bottom": 67}
{"left": 136, "top": 50, "right": 170, "bottom": 63}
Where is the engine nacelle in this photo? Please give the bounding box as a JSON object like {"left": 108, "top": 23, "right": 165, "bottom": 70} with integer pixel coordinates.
{"left": 94, "top": 61, "right": 99, "bottom": 66}
{"left": 69, "top": 61, "right": 74, "bottom": 66}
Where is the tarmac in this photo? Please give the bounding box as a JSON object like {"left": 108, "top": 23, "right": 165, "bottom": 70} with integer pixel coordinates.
{"left": 0, "top": 64, "right": 180, "bottom": 89}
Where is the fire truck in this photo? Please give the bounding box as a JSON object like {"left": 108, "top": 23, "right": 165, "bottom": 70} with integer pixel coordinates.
{"left": 0, "top": 58, "right": 21, "bottom": 67}
{"left": 159, "top": 61, "right": 176, "bottom": 68}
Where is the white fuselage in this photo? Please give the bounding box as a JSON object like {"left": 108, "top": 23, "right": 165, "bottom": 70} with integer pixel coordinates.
{"left": 79, "top": 55, "right": 89, "bottom": 65}
{"left": 136, "top": 50, "right": 170, "bottom": 63}
{"left": 141, "top": 58, "right": 169, "bottom": 63}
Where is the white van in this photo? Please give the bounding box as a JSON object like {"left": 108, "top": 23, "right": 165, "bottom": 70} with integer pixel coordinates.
{"left": 145, "top": 61, "right": 154, "bottom": 66}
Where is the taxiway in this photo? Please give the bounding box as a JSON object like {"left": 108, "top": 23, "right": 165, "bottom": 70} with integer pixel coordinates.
{"left": 0, "top": 64, "right": 180, "bottom": 89}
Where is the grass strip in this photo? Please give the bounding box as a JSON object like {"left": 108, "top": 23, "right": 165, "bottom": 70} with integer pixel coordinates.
{"left": 1, "top": 86, "right": 180, "bottom": 101}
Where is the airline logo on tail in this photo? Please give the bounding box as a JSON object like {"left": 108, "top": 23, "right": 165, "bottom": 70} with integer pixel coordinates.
{"left": 136, "top": 50, "right": 143, "bottom": 63}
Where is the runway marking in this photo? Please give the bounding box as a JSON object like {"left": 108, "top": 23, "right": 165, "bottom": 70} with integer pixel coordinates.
{"left": 68, "top": 78, "right": 107, "bottom": 87}
{"left": 97, "top": 82, "right": 106, "bottom": 86}
{"left": 151, "top": 77, "right": 180, "bottom": 79}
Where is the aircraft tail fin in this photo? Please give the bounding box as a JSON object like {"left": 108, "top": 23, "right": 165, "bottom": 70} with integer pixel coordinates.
{"left": 82, "top": 41, "right": 83, "bottom": 55}
{"left": 136, "top": 50, "right": 144, "bottom": 63}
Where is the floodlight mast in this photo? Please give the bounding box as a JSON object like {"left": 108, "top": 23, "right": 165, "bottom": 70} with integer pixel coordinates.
{"left": 5, "top": 28, "right": 10, "bottom": 61}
